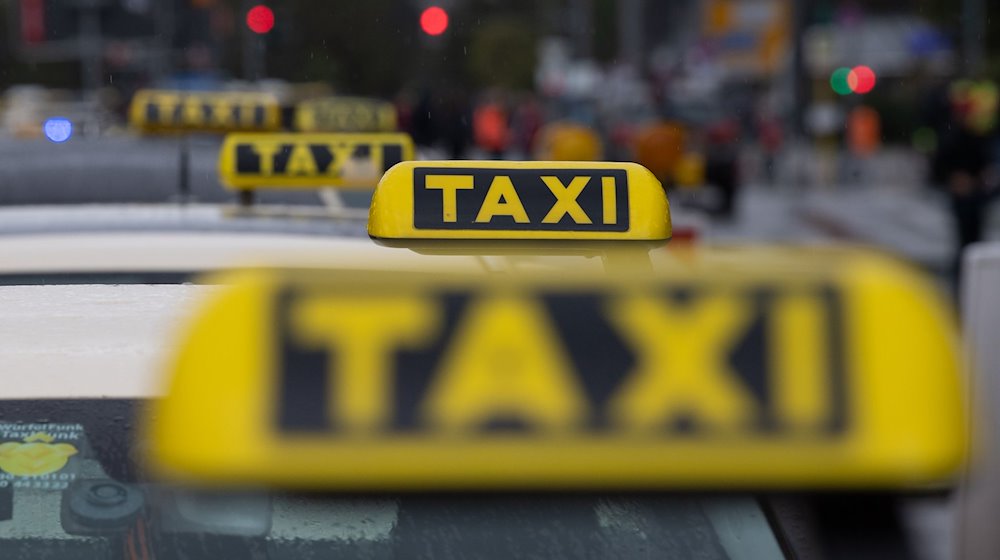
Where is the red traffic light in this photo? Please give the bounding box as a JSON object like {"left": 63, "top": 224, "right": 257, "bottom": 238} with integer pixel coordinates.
{"left": 848, "top": 65, "right": 876, "bottom": 94}
{"left": 420, "top": 6, "right": 449, "bottom": 36}
{"left": 246, "top": 5, "right": 275, "bottom": 35}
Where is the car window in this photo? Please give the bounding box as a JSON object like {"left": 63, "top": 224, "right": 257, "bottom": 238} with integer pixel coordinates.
{"left": 0, "top": 399, "right": 784, "bottom": 560}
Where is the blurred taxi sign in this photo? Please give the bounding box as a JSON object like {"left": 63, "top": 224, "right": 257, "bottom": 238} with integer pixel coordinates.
{"left": 294, "top": 96, "right": 397, "bottom": 133}
{"left": 368, "top": 161, "right": 670, "bottom": 243}
{"left": 533, "top": 122, "right": 603, "bottom": 161}
{"left": 149, "top": 252, "right": 964, "bottom": 490}
{"left": 218, "top": 132, "right": 414, "bottom": 190}
{"left": 129, "top": 89, "right": 281, "bottom": 133}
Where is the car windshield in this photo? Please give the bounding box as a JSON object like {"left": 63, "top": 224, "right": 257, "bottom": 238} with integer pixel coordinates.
{"left": 0, "top": 399, "right": 784, "bottom": 560}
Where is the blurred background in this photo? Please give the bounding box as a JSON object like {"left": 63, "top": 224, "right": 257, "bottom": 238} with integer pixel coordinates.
{"left": 0, "top": 0, "right": 997, "bottom": 290}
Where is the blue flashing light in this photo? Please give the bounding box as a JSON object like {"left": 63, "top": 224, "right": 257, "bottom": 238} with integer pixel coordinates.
{"left": 43, "top": 118, "right": 73, "bottom": 143}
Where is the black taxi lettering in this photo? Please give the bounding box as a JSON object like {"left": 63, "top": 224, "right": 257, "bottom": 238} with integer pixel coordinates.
{"left": 234, "top": 141, "right": 404, "bottom": 177}
{"left": 412, "top": 168, "right": 630, "bottom": 231}
{"left": 143, "top": 93, "right": 267, "bottom": 129}
{"left": 275, "top": 288, "right": 845, "bottom": 437}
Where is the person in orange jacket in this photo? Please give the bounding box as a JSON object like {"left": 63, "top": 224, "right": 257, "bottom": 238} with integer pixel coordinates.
{"left": 474, "top": 98, "right": 511, "bottom": 159}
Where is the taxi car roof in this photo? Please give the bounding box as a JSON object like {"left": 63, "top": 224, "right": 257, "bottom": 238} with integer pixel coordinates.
{"left": 0, "top": 240, "right": 927, "bottom": 406}
{"left": 0, "top": 235, "right": 481, "bottom": 398}
{"left": 0, "top": 235, "right": 851, "bottom": 401}
{"left": 0, "top": 204, "right": 368, "bottom": 238}
{"left": 0, "top": 231, "right": 486, "bottom": 278}
{"left": 0, "top": 283, "right": 205, "bottom": 399}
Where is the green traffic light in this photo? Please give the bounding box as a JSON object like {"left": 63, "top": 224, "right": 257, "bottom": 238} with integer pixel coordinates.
{"left": 830, "top": 67, "right": 852, "bottom": 96}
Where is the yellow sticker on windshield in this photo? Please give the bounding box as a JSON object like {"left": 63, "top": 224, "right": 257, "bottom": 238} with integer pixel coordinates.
{"left": 148, "top": 251, "right": 965, "bottom": 490}
{"left": 0, "top": 433, "right": 77, "bottom": 477}
{"left": 218, "top": 132, "right": 415, "bottom": 190}
{"left": 295, "top": 97, "right": 397, "bottom": 133}
{"left": 129, "top": 89, "right": 281, "bottom": 133}
{"left": 368, "top": 161, "right": 670, "bottom": 243}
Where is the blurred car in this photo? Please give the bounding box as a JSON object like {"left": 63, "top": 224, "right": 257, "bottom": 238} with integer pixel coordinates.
{"left": 0, "top": 160, "right": 966, "bottom": 560}
{"left": 0, "top": 247, "right": 854, "bottom": 560}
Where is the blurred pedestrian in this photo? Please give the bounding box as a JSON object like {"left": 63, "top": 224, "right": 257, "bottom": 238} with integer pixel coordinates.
{"left": 439, "top": 88, "right": 472, "bottom": 159}
{"left": 845, "top": 105, "right": 881, "bottom": 185}
{"left": 846, "top": 106, "right": 881, "bottom": 156}
{"left": 757, "top": 113, "right": 783, "bottom": 185}
{"left": 936, "top": 81, "right": 998, "bottom": 283}
{"left": 394, "top": 90, "right": 415, "bottom": 139}
{"left": 473, "top": 95, "right": 511, "bottom": 159}
{"left": 513, "top": 94, "right": 544, "bottom": 158}
{"left": 704, "top": 119, "right": 741, "bottom": 220}
{"left": 412, "top": 89, "right": 436, "bottom": 147}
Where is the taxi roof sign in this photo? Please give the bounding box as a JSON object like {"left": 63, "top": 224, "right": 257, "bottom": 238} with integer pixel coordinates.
{"left": 294, "top": 96, "right": 397, "bottom": 133}
{"left": 368, "top": 161, "right": 670, "bottom": 244}
{"left": 148, "top": 251, "right": 965, "bottom": 490}
{"left": 218, "top": 132, "right": 415, "bottom": 190}
{"left": 129, "top": 89, "right": 281, "bottom": 133}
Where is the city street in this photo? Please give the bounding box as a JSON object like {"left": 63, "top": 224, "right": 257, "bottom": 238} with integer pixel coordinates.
{"left": 0, "top": 0, "right": 992, "bottom": 557}
{"left": 707, "top": 185, "right": 1000, "bottom": 275}
{"left": 674, "top": 183, "right": 1000, "bottom": 287}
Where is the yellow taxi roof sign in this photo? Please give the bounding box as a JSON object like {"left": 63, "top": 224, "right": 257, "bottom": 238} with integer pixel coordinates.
{"left": 129, "top": 89, "right": 281, "bottom": 133}
{"left": 294, "top": 96, "right": 397, "bottom": 133}
{"left": 534, "top": 122, "right": 604, "bottom": 161}
{"left": 218, "top": 132, "right": 415, "bottom": 190}
{"left": 148, "top": 250, "right": 965, "bottom": 490}
{"left": 368, "top": 161, "right": 670, "bottom": 244}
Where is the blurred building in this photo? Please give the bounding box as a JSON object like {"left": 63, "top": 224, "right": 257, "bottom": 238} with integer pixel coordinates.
{"left": 5, "top": 0, "right": 234, "bottom": 95}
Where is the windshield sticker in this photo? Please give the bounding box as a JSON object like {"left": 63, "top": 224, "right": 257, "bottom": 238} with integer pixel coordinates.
{"left": 0, "top": 423, "right": 84, "bottom": 489}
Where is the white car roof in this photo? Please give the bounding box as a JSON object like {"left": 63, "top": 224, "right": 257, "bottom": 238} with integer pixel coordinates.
{"left": 0, "top": 284, "right": 207, "bottom": 399}
{"left": 0, "top": 207, "right": 614, "bottom": 399}
{"left": 0, "top": 231, "right": 484, "bottom": 276}
{"left": 0, "top": 203, "right": 369, "bottom": 237}
{"left": 0, "top": 230, "right": 486, "bottom": 399}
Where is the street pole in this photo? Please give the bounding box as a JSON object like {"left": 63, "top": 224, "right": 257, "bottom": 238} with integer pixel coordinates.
{"left": 617, "top": 0, "right": 643, "bottom": 68}
{"left": 963, "top": 0, "right": 985, "bottom": 75}
{"left": 78, "top": 0, "right": 103, "bottom": 96}
{"left": 790, "top": 0, "right": 807, "bottom": 138}
{"left": 152, "top": 0, "right": 175, "bottom": 84}
{"left": 241, "top": 0, "right": 265, "bottom": 81}
{"left": 570, "top": 0, "right": 594, "bottom": 58}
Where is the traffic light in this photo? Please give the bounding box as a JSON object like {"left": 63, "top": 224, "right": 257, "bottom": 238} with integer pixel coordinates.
{"left": 830, "top": 65, "right": 877, "bottom": 95}
{"left": 420, "top": 6, "right": 448, "bottom": 36}
{"left": 849, "top": 66, "right": 876, "bottom": 94}
{"left": 830, "top": 67, "right": 852, "bottom": 96}
{"left": 246, "top": 4, "right": 275, "bottom": 35}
